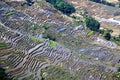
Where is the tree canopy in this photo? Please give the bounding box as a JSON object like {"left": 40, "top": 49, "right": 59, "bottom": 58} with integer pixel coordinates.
{"left": 85, "top": 16, "right": 100, "bottom": 31}
{"left": 45, "top": 0, "right": 75, "bottom": 15}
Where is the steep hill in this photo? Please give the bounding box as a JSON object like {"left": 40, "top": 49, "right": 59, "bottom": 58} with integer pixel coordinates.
{"left": 0, "top": 0, "right": 120, "bottom": 80}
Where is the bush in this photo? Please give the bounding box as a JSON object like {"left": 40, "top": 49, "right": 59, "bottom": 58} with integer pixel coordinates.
{"left": 71, "top": 21, "right": 81, "bottom": 27}
{"left": 43, "top": 24, "right": 51, "bottom": 30}
{"left": 103, "top": 29, "right": 111, "bottom": 40}
{"left": 85, "top": 16, "right": 100, "bottom": 31}
{"left": 48, "top": 40, "right": 56, "bottom": 47}
{"left": 111, "top": 35, "right": 120, "bottom": 42}
{"left": 0, "top": 67, "right": 10, "bottom": 80}
{"left": 6, "top": 11, "right": 14, "bottom": 16}
{"left": 42, "top": 32, "right": 56, "bottom": 41}
{"left": 31, "top": 37, "right": 44, "bottom": 43}
{"left": 45, "top": 0, "right": 75, "bottom": 15}
{"left": 118, "top": 67, "right": 120, "bottom": 72}
{"left": 114, "top": 72, "right": 120, "bottom": 78}
{"left": 104, "top": 33, "right": 111, "bottom": 40}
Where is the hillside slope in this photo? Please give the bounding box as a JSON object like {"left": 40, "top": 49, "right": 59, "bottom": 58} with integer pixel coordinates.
{"left": 0, "top": 0, "right": 120, "bottom": 80}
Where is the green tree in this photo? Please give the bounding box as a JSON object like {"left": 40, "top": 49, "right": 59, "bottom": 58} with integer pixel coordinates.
{"left": 45, "top": 0, "right": 75, "bottom": 15}
{"left": 85, "top": 16, "right": 100, "bottom": 31}
{"left": 55, "top": 1, "right": 75, "bottom": 15}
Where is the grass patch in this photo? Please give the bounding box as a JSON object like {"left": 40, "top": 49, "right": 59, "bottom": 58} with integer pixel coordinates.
{"left": 6, "top": 11, "right": 15, "bottom": 16}
{"left": 31, "top": 37, "right": 44, "bottom": 43}
{"left": 80, "top": 54, "right": 88, "bottom": 60}
{"left": 71, "top": 21, "right": 80, "bottom": 27}
{"left": 0, "top": 43, "right": 9, "bottom": 47}
{"left": 87, "top": 31, "right": 94, "bottom": 36}
{"left": 48, "top": 40, "right": 56, "bottom": 47}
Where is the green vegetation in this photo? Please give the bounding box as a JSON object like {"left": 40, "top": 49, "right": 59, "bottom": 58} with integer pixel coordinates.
{"left": 42, "top": 32, "right": 56, "bottom": 41}
{"left": 90, "top": 0, "right": 115, "bottom": 7}
{"left": 45, "top": 0, "right": 75, "bottom": 15}
{"left": 80, "top": 54, "right": 88, "bottom": 60}
{"left": 12, "top": 77, "right": 18, "bottom": 80}
{"left": 119, "top": 3, "right": 120, "bottom": 8}
{"left": 21, "top": 0, "right": 34, "bottom": 6}
{"left": 104, "top": 32, "right": 111, "bottom": 40}
{"left": 32, "top": 22, "right": 41, "bottom": 31}
{"left": 87, "top": 31, "right": 94, "bottom": 36}
{"left": 23, "top": 75, "right": 34, "bottom": 80}
{"left": 114, "top": 72, "right": 120, "bottom": 78}
{"left": 31, "top": 37, "right": 44, "bottom": 43}
{"left": 43, "top": 24, "right": 51, "bottom": 30}
{"left": 71, "top": 21, "right": 81, "bottom": 27}
{"left": 90, "top": 0, "right": 101, "bottom": 3}
{"left": 41, "top": 66, "right": 76, "bottom": 80}
{"left": 48, "top": 40, "right": 56, "bottom": 47}
{"left": 102, "top": 29, "right": 111, "bottom": 40}
{"left": 0, "top": 67, "right": 18, "bottom": 80}
{"left": 85, "top": 16, "right": 100, "bottom": 31}
{"left": 42, "top": 32, "right": 48, "bottom": 39}
{"left": 99, "top": 29, "right": 112, "bottom": 40}
{"left": 6, "top": 11, "right": 15, "bottom": 16}
{"left": 111, "top": 35, "right": 120, "bottom": 42}
{"left": 0, "top": 43, "right": 9, "bottom": 47}
{"left": 0, "top": 67, "right": 10, "bottom": 80}
{"left": 113, "top": 67, "right": 120, "bottom": 79}
{"left": 111, "top": 35, "right": 120, "bottom": 45}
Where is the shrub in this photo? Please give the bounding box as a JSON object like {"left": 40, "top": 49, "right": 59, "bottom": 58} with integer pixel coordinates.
{"left": 48, "top": 40, "right": 56, "bottom": 47}
{"left": 6, "top": 11, "right": 14, "bottom": 16}
{"left": 111, "top": 35, "right": 120, "bottom": 42}
{"left": 104, "top": 32, "right": 111, "bottom": 40}
{"left": 21, "top": 0, "right": 34, "bottom": 6}
{"left": 103, "top": 29, "right": 111, "bottom": 40}
{"left": 114, "top": 72, "right": 120, "bottom": 78}
{"left": 42, "top": 32, "right": 56, "bottom": 41}
{"left": 71, "top": 21, "right": 81, "bottom": 27}
{"left": 0, "top": 67, "right": 10, "bottom": 80}
{"left": 43, "top": 24, "right": 51, "bottom": 30}
{"left": 118, "top": 67, "right": 120, "bottom": 72}
{"left": 31, "top": 37, "right": 44, "bottom": 43}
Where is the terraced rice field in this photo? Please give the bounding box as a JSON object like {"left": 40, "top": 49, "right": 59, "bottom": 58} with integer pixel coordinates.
{"left": 0, "top": 0, "right": 120, "bottom": 80}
